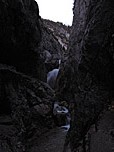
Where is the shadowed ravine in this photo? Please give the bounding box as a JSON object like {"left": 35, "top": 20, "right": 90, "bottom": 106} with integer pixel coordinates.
{"left": 0, "top": 0, "right": 114, "bottom": 152}
{"left": 27, "top": 105, "right": 114, "bottom": 152}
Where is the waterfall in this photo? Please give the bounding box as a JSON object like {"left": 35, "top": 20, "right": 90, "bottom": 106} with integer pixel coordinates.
{"left": 53, "top": 102, "right": 70, "bottom": 131}
{"left": 47, "top": 69, "right": 59, "bottom": 89}
{"left": 47, "top": 60, "right": 61, "bottom": 89}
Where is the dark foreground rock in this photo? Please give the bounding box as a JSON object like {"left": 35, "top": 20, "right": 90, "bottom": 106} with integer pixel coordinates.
{"left": 90, "top": 107, "right": 114, "bottom": 152}
{"left": 56, "top": 0, "right": 114, "bottom": 151}
{"left": 0, "top": 65, "right": 54, "bottom": 152}
{"left": 0, "top": 1, "right": 58, "bottom": 151}
{"left": 0, "top": 0, "right": 44, "bottom": 79}
{"left": 27, "top": 127, "right": 68, "bottom": 152}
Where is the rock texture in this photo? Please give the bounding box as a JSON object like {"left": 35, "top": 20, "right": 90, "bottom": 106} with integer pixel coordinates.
{"left": 1, "top": 0, "right": 114, "bottom": 152}
{"left": 90, "top": 108, "right": 114, "bottom": 152}
{"left": 56, "top": 0, "right": 114, "bottom": 151}
{"left": 0, "top": 0, "right": 44, "bottom": 79}
{"left": 39, "top": 19, "right": 66, "bottom": 73}
{"left": 43, "top": 19, "right": 71, "bottom": 52}
{"left": 0, "top": 65, "right": 54, "bottom": 152}
{"left": 0, "top": 0, "right": 55, "bottom": 151}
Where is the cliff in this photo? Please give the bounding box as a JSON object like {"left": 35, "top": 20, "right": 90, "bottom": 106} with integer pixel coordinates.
{"left": 56, "top": 0, "right": 114, "bottom": 151}
{"left": 0, "top": 0, "right": 55, "bottom": 151}
{"left": 43, "top": 19, "right": 71, "bottom": 52}
{"left": 39, "top": 19, "right": 64, "bottom": 73}
{"left": 0, "top": 0, "right": 43, "bottom": 78}
{"left": 0, "top": 0, "right": 114, "bottom": 152}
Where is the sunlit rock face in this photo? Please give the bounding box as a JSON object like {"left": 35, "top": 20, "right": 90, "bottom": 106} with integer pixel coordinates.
{"left": 40, "top": 19, "right": 71, "bottom": 75}
{"left": 56, "top": 0, "right": 114, "bottom": 151}
{"left": 39, "top": 19, "right": 64, "bottom": 74}
{"left": 43, "top": 19, "right": 71, "bottom": 52}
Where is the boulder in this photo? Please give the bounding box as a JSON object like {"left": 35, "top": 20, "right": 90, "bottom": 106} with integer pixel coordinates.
{"left": 0, "top": 65, "right": 54, "bottom": 152}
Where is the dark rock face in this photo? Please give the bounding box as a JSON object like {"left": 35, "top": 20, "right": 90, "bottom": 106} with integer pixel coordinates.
{"left": 1, "top": 0, "right": 114, "bottom": 151}
{"left": 0, "top": 65, "right": 54, "bottom": 152}
{"left": 56, "top": 0, "right": 114, "bottom": 151}
{"left": 0, "top": 0, "right": 55, "bottom": 151}
{"left": 0, "top": 0, "right": 42, "bottom": 78}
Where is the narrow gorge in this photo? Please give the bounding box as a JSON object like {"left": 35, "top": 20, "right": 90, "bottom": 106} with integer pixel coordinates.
{"left": 0, "top": 0, "right": 114, "bottom": 152}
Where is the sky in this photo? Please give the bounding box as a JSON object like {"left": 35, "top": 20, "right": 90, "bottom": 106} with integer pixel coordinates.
{"left": 36, "top": 0, "right": 74, "bottom": 26}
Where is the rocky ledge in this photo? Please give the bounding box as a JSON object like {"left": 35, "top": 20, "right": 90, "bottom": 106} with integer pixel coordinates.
{"left": 0, "top": 64, "right": 54, "bottom": 152}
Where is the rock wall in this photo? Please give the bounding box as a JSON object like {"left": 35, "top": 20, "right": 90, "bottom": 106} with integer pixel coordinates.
{"left": 56, "top": 0, "right": 114, "bottom": 151}
{"left": 0, "top": 65, "right": 54, "bottom": 152}
{"left": 0, "top": 0, "right": 55, "bottom": 151}
{"left": 0, "top": 0, "right": 67, "bottom": 80}
{"left": 39, "top": 19, "right": 65, "bottom": 73}
{"left": 0, "top": 0, "right": 43, "bottom": 79}
{"left": 43, "top": 19, "right": 71, "bottom": 53}
{"left": 1, "top": 0, "right": 114, "bottom": 151}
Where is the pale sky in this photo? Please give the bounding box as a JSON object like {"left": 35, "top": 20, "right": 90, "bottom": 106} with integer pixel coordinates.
{"left": 36, "top": 0, "right": 74, "bottom": 25}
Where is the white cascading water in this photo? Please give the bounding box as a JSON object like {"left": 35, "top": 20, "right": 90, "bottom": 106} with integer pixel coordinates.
{"left": 61, "top": 111, "right": 70, "bottom": 132}
{"left": 53, "top": 102, "right": 70, "bottom": 132}
{"left": 47, "top": 60, "right": 61, "bottom": 89}
{"left": 47, "top": 60, "right": 70, "bottom": 131}
{"left": 47, "top": 69, "right": 59, "bottom": 89}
